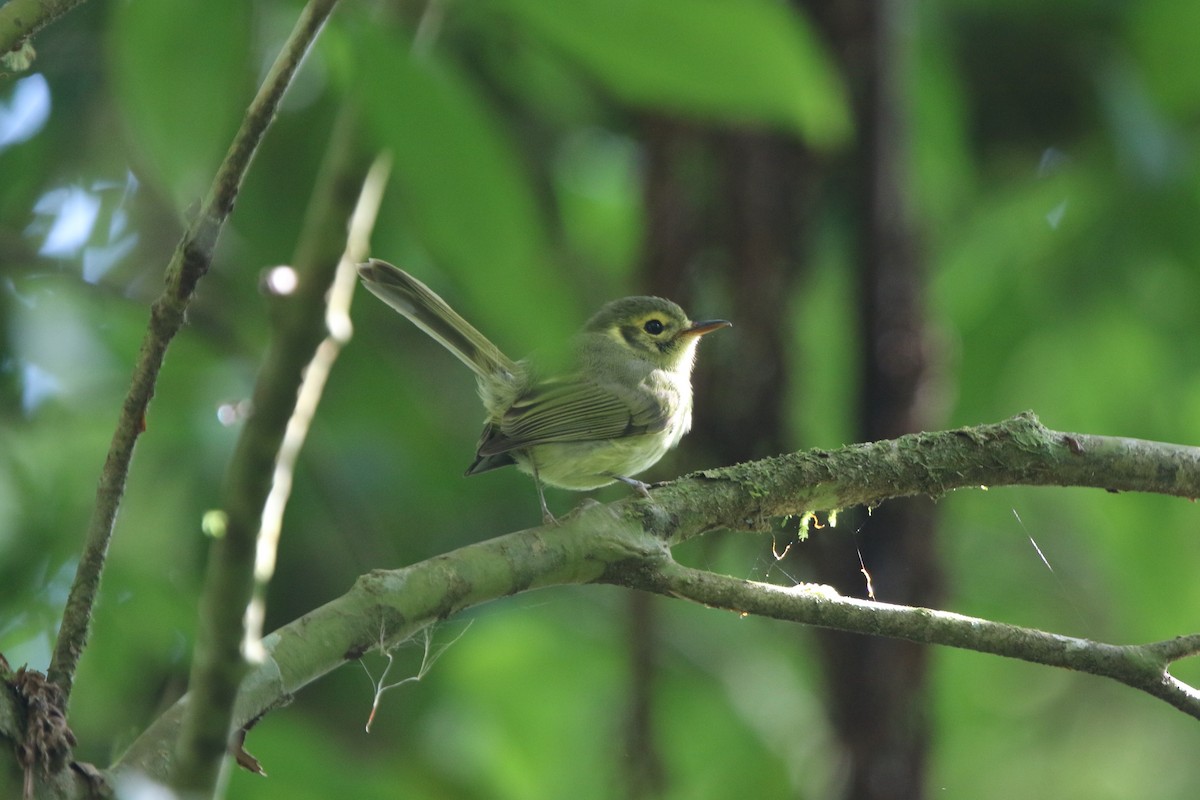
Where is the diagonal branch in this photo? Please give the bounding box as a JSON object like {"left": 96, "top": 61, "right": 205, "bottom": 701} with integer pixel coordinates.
{"left": 114, "top": 513, "right": 659, "bottom": 781}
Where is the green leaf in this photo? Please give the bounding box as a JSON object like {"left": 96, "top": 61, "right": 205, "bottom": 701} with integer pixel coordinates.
{"left": 491, "top": 0, "right": 852, "bottom": 147}
{"left": 1130, "top": 0, "right": 1200, "bottom": 118}
{"left": 107, "top": 0, "right": 254, "bottom": 208}
{"left": 354, "top": 27, "right": 578, "bottom": 346}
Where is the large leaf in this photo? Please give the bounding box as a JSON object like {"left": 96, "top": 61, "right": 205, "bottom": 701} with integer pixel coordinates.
{"left": 354, "top": 28, "right": 577, "bottom": 347}
{"left": 107, "top": 0, "right": 254, "bottom": 208}
{"left": 491, "top": 0, "right": 851, "bottom": 147}
{"left": 1130, "top": 0, "right": 1200, "bottom": 118}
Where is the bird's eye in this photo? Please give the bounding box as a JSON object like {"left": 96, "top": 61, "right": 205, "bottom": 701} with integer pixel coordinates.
{"left": 643, "top": 319, "right": 665, "bottom": 335}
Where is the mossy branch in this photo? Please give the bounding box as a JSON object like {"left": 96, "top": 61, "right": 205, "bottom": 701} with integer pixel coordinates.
{"left": 0, "top": 0, "right": 88, "bottom": 61}
{"left": 648, "top": 412, "right": 1200, "bottom": 545}
{"left": 112, "top": 413, "right": 1200, "bottom": 782}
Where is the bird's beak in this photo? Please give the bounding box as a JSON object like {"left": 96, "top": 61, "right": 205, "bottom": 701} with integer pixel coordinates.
{"left": 681, "top": 319, "right": 732, "bottom": 338}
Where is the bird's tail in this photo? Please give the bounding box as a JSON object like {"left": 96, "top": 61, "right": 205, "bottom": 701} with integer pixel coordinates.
{"left": 357, "top": 259, "right": 519, "bottom": 383}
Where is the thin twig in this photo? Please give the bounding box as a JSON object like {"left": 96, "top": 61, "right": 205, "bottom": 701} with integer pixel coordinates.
{"left": 360, "top": 622, "right": 471, "bottom": 732}
{"left": 247, "top": 148, "right": 392, "bottom": 651}
{"left": 622, "top": 559, "right": 1200, "bottom": 719}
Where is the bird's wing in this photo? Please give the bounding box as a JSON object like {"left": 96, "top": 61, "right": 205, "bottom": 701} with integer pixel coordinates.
{"left": 474, "top": 377, "right": 670, "bottom": 457}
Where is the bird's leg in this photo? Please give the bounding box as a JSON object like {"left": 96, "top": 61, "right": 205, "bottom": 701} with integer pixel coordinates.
{"left": 611, "top": 474, "right": 653, "bottom": 499}
{"left": 530, "top": 458, "right": 558, "bottom": 525}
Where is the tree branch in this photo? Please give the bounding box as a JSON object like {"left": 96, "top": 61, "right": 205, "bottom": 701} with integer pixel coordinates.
{"left": 113, "top": 413, "right": 1200, "bottom": 782}
{"left": 616, "top": 560, "right": 1200, "bottom": 719}
{"left": 114, "top": 512, "right": 659, "bottom": 781}
{"left": 0, "top": 0, "right": 88, "bottom": 59}
{"left": 648, "top": 412, "right": 1200, "bottom": 546}
{"left": 46, "top": 0, "right": 342, "bottom": 709}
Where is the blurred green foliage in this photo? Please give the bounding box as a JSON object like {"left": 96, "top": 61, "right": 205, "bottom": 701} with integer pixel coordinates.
{"left": 1, "top": 0, "right": 1199, "bottom": 797}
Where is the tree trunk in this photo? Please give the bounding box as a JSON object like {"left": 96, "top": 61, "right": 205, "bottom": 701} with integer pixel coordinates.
{"left": 807, "top": 0, "right": 943, "bottom": 798}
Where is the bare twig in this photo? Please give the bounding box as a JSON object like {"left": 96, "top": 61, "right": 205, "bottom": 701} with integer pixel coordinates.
{"left": 620, "top": 560, "right": 1200, "bottom": 719}
{"left": 360, "top": 622, "right": 471, "bottom": 732}
{"left": 248, "top": 148, "right": 392, "bottom": 650}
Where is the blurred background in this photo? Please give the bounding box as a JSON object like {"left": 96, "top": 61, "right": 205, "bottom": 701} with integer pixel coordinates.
{"left": 2, "top": 0, "right": 1200, "bottom": 797}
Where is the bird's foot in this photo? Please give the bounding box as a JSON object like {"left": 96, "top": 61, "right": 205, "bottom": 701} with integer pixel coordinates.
{"left": 612, "top": 474, "right": 653, "bottom": 499}
{"left": 540, "top": 508, "right": 560, "bottom": 526}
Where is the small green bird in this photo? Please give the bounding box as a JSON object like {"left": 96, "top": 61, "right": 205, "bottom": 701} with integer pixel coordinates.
{"left": 358, "top": 259, "right": 730, "bottom": 523}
